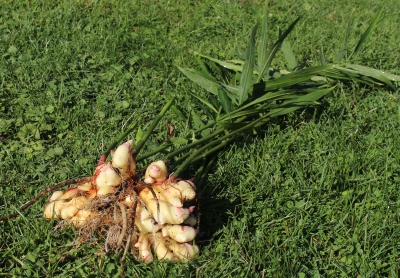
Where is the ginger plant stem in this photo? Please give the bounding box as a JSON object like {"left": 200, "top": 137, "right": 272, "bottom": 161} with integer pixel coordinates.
{"left": 171, "top": 116, "right": 266, "bottom": 178}
{"left": 133, "top": 97, "right": 175, "bottom": 155}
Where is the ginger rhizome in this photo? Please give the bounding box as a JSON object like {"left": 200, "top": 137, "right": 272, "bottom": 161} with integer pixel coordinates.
{"left": 43, "top": 139, "right": 199, "bottom": 263}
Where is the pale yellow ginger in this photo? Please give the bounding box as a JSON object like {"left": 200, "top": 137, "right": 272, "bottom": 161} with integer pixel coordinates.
{"left": 94, "top": 163, "right": 121, "bottom": 196}
{"left": 44, "top": 195, "right": 90, "bottom": 220}
{"left": 134, "top": 234, "right": 154, "bottom": 263}
{"left": 134, "top": 203, "right": 163, "bottom": 233}
{"left": 143, "top": 232, "right": 199, "bottom": 262}
{"left": 69, "top": 209, "right": 95, "bottom": 228}
{"left": 151, "top": 232, "right": 179, "bottom": 261}
{"left": 111, "top": 139, "right": 136, "bottom": 179}
{"left": 49, "top": 191, "right": 64, "bottom": 202}
{"left": 161, "top": 224, "right": 197, "bottom": 243}
{"left": 167, "top": 239, "right": 199, "bottom": 261}
{"left": 139, "top": 180, "right": 196, "bottom": 208}
{"left": 44, "top": 200, "right": 69, "bottom": 219}
{"left": 76, "top": 181, "right": 93, "bottom": 192}
{"left": 143, "top": 199, "right": 195, "bottom": 225}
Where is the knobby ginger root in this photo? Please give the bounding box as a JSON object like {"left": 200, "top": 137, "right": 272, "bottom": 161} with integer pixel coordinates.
{"left": 138, "top": 180, "right": 196, "bottom": 208}
{"left": 42, "top": 139, "right": 200, "bottom": 263}
{"left": 144, "top": 160, "right": 168, "bottom": 184}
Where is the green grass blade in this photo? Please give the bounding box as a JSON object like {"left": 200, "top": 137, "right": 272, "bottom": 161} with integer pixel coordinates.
{"left": 281, "top": 39, "right": 297, "bottom": 70}
{"left": 179, "top": 67, "right": 220, "bottom": 95}
{"left": 171, "top": 105, "right": 186, "bottom": 120}
{"left": 258, "top": 10, "right": 269, "bottom": 70}
{"left": 349, "top": 7, "right": 384, "bottom": 59}
{"left": 217, "top": 121, "right": 250, "bottom": 130}
{"left": 238, "top": 23, "right": 258, "bottom": 105}
{"left": 191, "top": 110, "right": 204, "bottom": 129}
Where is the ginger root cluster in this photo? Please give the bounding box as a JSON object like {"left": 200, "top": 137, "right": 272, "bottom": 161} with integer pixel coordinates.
{"left": 43, "top": 140, "right": 199, "bottom": 262}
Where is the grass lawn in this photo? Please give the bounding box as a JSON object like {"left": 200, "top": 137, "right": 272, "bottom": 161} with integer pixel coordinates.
{"left": 1, "top": 0, "right": 400, "bottom": 276}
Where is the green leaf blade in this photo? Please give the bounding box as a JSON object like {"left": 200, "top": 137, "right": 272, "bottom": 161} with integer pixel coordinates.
{"left": 238, "top": 23, "right": 258, "bottom": 105}
{"left": 350, "top": 7, "right": 384, "bottom": 59}
{"left": 258, "top": 10, "right": 269, "bottom": 70}
{"left": 281, "top": 39, "right": 297, "bottom": 70}
{"left": 258, "top": 17, "right": 300, "bottom": 81}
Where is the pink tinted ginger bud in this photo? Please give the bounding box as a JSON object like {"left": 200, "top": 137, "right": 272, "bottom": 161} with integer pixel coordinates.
{"left": 144, "top": 160, "right": 168, "bottom": 183}
{"left": 95, "top": 163, "right": 121, "bottom": 188}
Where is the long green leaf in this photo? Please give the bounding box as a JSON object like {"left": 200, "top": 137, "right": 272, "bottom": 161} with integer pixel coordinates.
{"left": 179, "top": 67, "right": 220, "bottom": 95}
{"left": 258, "top": 10, "right": 269, "bottom": 70}
{"left": 282, "top": 87, "right": 334, "bottom": 105}
{"left": 344, "top": 64, "right": 400, "bottom": 82}
{"left": 217, "top": 87, "right": 232, "bottom": 113}
{"left": 195, "top": 55, "right": 218, "bottom": 82}
{"left": 238, "top": 23, "right": 258, "bottom": 105}
{"left": 216, "top": 121, "right": 250, "bottom": 130}
{"left": 179, "top": 66, "right": 240, "bottom": 103}
{"left": 188, "top": 92, "right": 219, "bottom": 115}
{"left": 335, "top": 66, "right": 395, "bottom": 89}
{"left": 349, "top": 7, "right": 384, "bottom": 59}
{"left": 258, "top": 17, "right": 300, "bottom": 82}
{"left": 336, "top": 16, "right": 353, "bottom": 61}
{"left": 264, "top": 64, "right": 335, "bottom": 91}
{"left": 195, "top": 52, "right": 245, "bottom": 72}
{"left": 281, "top": 39, "right": 297, "bottom": 70}
{"left": 267, "top": 106, "right": 300, "bottom": 117}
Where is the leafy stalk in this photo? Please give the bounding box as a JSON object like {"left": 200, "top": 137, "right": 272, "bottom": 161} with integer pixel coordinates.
{"left": 137, "top": 9, "right": 400, "bottom": 179}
